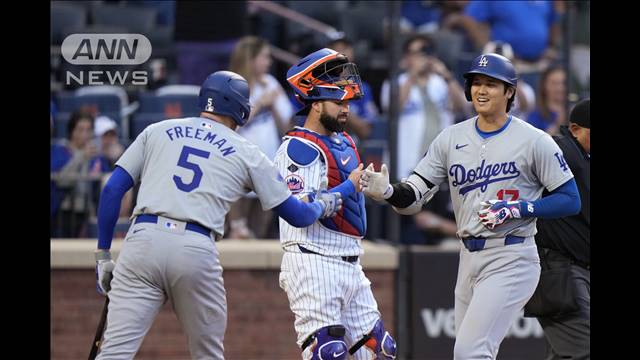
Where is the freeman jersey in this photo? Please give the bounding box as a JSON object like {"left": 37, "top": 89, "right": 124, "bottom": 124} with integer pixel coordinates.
{"left": 414, "top": 116, "right": 574, "bottom": 239}
{"left": 116, "top": 116, "right": 291, "bottom": 237}
{"left": 274, "top": 127, "right": 364, "bottom": 257}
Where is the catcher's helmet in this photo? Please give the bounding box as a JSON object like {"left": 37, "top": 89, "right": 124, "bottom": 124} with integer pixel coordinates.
{"left": 287, "top": 48, "right": 363, "bottom": 115}
{"left": 198, "top": 71, "right": 251, "bottom": 126}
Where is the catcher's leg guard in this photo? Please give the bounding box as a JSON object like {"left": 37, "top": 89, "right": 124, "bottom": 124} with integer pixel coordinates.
{"left": 301, "top": 325, "right": 348, "bottom": 360}
{"left": 349, "top": 319, "right": 397, "bottom": 359}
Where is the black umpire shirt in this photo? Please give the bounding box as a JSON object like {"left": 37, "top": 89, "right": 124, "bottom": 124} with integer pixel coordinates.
{"left": 535, "top": 126, "right": 590, "bottom": 268}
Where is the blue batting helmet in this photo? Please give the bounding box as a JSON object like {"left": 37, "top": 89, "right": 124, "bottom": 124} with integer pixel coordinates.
{"left": 287, "top": 48, "right": 364, "bottom": 115}
{"left": 198, "top": 71, "right": 251, "bottom": 126}
{"left": 463, "top": 53, "right": 517, "bottom": 99}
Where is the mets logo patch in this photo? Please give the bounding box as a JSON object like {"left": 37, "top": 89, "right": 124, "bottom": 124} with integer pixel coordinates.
{"left": 285, "top": 174, "right": 304, "bottom": 194}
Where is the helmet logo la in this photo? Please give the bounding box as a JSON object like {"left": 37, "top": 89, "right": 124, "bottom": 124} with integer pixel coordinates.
{"left": 206, "top": 98, "right": 215, "bottom": 112}
{"left": 479, "top": 56, "right": 488, "bottom": 67}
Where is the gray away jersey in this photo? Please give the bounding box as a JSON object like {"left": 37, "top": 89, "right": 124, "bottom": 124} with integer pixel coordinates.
{"left": 413, "top": 116, "right": 574, "bottom": 239}
{"left": 116, "top": 117, "right": 291, "bottom": 237}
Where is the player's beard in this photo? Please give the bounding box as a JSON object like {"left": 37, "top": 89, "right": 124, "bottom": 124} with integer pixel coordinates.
{"left": 319, "top": 112, "right": 345, "bottom": 133}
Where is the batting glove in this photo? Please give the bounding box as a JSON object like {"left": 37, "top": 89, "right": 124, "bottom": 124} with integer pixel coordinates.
{"left": 315, "top": 190, "right": 343, "bottom": 218}
{"left": 95, "top": 250, "right": 115, "bottom": 296}
{"left": 360, "top": 163, "right": 392, "bottom": 202}
{"left": 478, "top": 200, "right": 522, "bottom": 229}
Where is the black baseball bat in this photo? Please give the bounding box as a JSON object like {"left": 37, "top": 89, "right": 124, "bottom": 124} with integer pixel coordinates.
{"left": 88, "top": 297, "right": 109, "bottom": 360}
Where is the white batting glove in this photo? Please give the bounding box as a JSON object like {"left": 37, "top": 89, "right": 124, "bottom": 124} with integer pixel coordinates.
{"left": 477, "top": 199, "right": 522, "bottom": 229}
{"left": 95, "top": 250, "right": 115, "bottom": 296}
{"left": 360, "top": 163, "right": 392, "bottom": 201}
{"left": 315, "top": 190, "right": 343, "bottom": 218}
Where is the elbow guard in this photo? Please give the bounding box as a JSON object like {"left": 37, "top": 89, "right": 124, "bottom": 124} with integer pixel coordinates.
{"left": 392, "top": 173, "right": 438, "bottom": 215}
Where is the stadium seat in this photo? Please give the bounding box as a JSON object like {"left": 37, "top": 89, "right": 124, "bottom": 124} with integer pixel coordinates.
{"left": 92, "top": 5, "right": 159, "bottom": 34}
{"left": 137, "top": 92, "right": 200, "bottom": 118}
{"left": 131, "top": 113, "right": 166, "bottom": 139}
{"left": 57, "top": 92, "right": 121, "bottom": 122}
{"left": 51, "top": 3, "right": 87, "bottom": 45}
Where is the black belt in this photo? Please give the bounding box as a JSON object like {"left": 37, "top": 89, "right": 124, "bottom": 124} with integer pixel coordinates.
{"left": 461, "top": 234, "right": 525, "bottom": 252}
{"left": 298, "top": 245, "right": 358, "bottom": 263}
{"left": 135, "top": 214, "right": 212, "bottom": 237}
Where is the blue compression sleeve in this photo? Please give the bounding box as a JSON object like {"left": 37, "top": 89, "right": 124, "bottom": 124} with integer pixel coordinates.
{"left": 330, "top": 179, "right": 356, "bottom": 199}
{"left": 97, "top": 166, "right": 134, "bottom": 250}
{"left": 520, "top": 178, "right": 581, "bottom": 218}
{"left": 274, "top": 195, "right": 324, "bottom": 227}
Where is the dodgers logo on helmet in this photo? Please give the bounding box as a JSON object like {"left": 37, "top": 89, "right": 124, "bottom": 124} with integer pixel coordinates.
{"left": 478, "top": 55, "right": 488, "bottom": 67}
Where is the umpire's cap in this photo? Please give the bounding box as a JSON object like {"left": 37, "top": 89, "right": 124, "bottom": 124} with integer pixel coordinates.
{"left": 569, "top": 99, "right": 590, "bottom": 129}
{"left": 199, "top": 71, "right": 251, "bottom": 126}
{"left": 287, "top": 48, "right": 364, "bottom": 116}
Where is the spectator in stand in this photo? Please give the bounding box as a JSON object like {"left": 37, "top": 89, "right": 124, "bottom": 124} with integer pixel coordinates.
{"left": 381, "top": 33, "right": 467, "bottom": 179}
{"left": 483, "top": 41, "right": 536, "bottom": 121}
{"left": 94, "top": 115, "right": 125, "bottom": 170}
{"left": 227, "top": 36, "right": 294, "bottom": 239}
{"left": 527, "top": 66, "right": 567, "bottom": 135}
{"left": 451, "top": 0, "right": 560, "bottom": 62}
{"left": 51, "top": 109, "right": 110, "bottom": 237}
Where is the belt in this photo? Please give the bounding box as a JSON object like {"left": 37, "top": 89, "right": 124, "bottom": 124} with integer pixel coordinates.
{"left": 298, "top": 245, "right": 359, "bottom": 263}
{"left": 135, "top": 214, "right": 212, "bottom": 238}
{"left": 462, "top": 234, "right": 525, "bottom": 252}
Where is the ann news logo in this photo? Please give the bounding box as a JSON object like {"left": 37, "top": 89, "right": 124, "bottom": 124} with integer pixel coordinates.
{"left": 61, "top": 34, "right": 151, "bottom": 86}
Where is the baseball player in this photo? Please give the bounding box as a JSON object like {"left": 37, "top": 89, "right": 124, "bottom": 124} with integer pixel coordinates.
{"left": 93, "top": 71, "right": 342, "bottom": 360}
{"left": 361, "top": 54, "right": 581, "bottom": 359}
{"left": 275, "top": 48, "right": 397, "bottom": 360}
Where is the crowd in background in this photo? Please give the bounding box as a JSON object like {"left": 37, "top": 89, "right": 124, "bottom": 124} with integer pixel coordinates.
{"left": 50, "top": 0, "right": 590, "bottom": 244}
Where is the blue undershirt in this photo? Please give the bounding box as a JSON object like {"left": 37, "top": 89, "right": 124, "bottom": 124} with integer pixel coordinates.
{"left": 520, "top": 178, "right": 581, "bottom": 218}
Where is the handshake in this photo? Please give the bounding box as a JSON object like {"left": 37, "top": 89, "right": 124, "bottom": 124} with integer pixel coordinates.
{"left": 312, "top": 163, "right": 391, "bottom": 219}
{"left": 354, "top": 163, "right": 392, "bottom": 201}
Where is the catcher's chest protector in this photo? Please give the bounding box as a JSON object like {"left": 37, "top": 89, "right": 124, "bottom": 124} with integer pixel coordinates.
{"left": 287, "top": 129, "right": 366, "bottom": 237}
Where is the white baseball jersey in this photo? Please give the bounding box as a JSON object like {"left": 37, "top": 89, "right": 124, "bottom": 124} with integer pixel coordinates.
{"left": 274, "top": 128, "right": 383, "bottom": 358}
{"left": 414, "top": 115, "right": 574, "bottom": 239}
{"left": 116, "top": 116, "right": 291, "bottom": 237}
{"left": 274, "top": 132, "right": 362, "bottom": 257}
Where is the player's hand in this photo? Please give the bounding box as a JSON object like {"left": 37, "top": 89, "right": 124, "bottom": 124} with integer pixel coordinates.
{"left": 360, "top": 163, "right": 392, "bottom": 201}
{"left": 478, "top": 200, "right": 522, "bottom": 229}
{"left": 315, "top": 190, "right": 343, "bottom": 218}
{"left": 348, "top": 163, "right": 365, "bottom": 192}
{"left": 95, "top": 250, "right": 115, "bottom": 296}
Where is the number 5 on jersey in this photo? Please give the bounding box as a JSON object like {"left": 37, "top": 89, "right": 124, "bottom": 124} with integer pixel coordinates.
{"left": 173, "top": 146, "right": 211, "bottom": 192}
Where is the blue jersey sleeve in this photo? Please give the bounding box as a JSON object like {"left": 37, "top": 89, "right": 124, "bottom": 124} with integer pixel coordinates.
{"left": 97, "top": 166, "right": 135, "bottom": 250}
{"left": 274, "top": 195, "right": 324, "bottom": 227}
{"left": 520, "top": 178, "right": 581, "bottom": 218}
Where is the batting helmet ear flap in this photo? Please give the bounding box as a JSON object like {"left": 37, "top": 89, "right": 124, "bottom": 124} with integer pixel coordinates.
{"left": 506, "top": 85, "right": 517, "bottom": 112}
{"left": 464, "top": 77, "right": 472, "bottom": 101}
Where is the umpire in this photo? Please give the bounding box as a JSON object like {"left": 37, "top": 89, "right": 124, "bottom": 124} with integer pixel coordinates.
{"left": 525, "top": 99, "right": 590, "bottom": 359}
